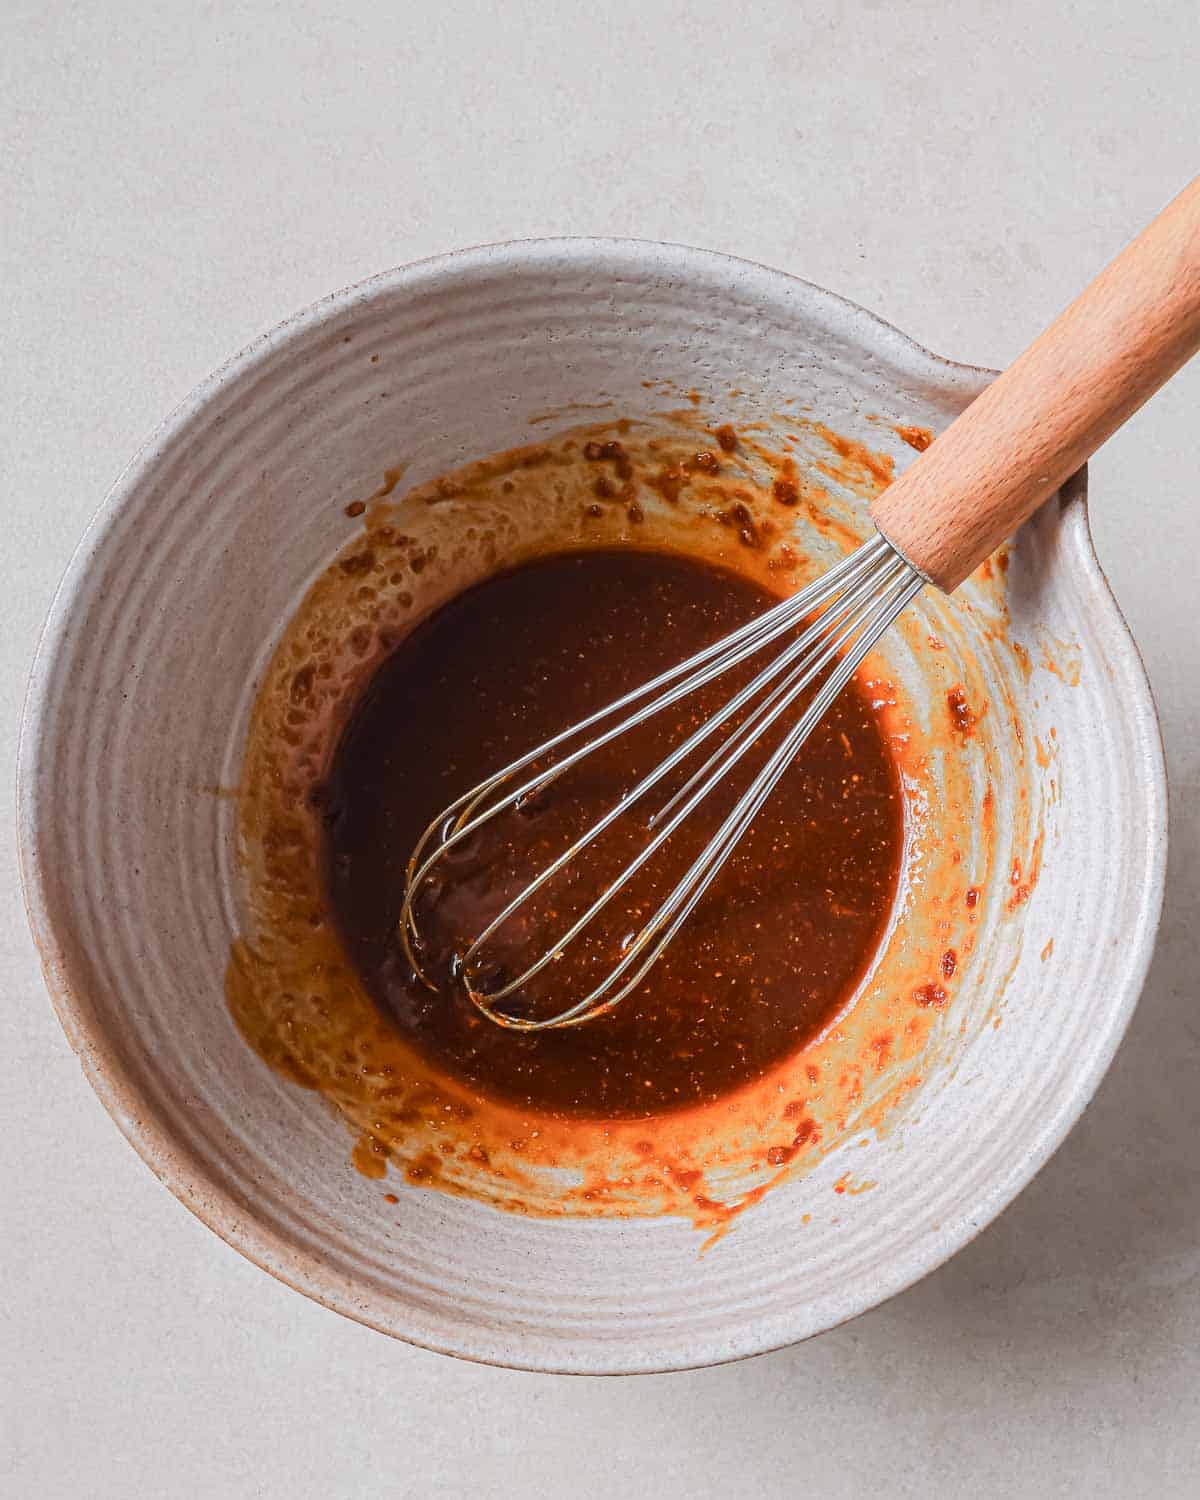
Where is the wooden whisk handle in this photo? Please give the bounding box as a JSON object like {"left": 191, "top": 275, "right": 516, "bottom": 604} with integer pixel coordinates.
{"left": 870, "top": 176, "right": 1200, "bottom": 591}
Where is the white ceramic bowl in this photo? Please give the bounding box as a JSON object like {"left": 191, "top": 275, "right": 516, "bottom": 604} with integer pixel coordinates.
{"left": 18, "top": 241, "right": 1166, "bottom": 1372}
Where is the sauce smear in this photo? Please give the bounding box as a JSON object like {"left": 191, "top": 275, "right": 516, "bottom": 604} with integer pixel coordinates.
{"left": 319, "top": 549, "right": 902, "bottom": 1117}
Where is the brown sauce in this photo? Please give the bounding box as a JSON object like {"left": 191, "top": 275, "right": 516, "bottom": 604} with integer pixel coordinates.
{"left": 319, "top": 549, "right": 903, "bottom": 1118}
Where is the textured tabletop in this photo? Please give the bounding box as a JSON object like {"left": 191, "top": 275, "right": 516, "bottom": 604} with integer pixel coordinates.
{"left": 3, "top": 2, "right": 1198, "bottom": 1495}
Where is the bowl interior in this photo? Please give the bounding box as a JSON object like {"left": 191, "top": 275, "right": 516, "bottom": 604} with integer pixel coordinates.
{"left": 19, "top": 242, "right": 1165, "bottom": 1372}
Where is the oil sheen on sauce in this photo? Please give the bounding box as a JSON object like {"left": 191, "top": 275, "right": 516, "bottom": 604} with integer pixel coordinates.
{"left": 318, "top": 548, "right": 903, "bottom": 1119}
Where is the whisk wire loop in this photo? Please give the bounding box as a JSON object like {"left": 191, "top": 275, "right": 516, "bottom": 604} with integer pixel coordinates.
{"left": 400, "top": 531, "right": 923, "bottom": 1028}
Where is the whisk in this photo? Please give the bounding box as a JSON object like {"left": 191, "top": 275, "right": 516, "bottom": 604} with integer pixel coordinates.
{"left": 401, "top": 176, "right": 1200, "bottom": 1030}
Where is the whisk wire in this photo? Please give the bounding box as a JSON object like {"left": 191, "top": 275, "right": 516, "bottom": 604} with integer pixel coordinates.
{"left": 403, "top": 534, "right": 888, "bottom": 895}
{"left": 464, "top": 554, "right": 922, "bottom": 1029}
{"left": 401, "top": 532, "right": 923, "bottom": 1028}
{"left": 569, "top": 566, "right": 925, "bottom": 1025}
{"left": 452, "top": 545, "right": 906, "bottom": 987}
{"left": 647, "top": 549, "right": 912, "bottom": 829}
{"left": 399, "top": 535, "right": 889, "bottom": 975}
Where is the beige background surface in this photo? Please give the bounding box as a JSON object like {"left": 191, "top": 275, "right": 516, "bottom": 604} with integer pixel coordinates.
{"left": 3, "top": 2, "right": 1198, "bottom": 1495}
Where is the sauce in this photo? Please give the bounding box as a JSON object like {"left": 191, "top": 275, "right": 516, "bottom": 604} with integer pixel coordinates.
{"left": 319, "top": 549, "right": 903, "bottom": 1118}
{"left": 226, "top": 413, "right": 1002, "bottom": 1229}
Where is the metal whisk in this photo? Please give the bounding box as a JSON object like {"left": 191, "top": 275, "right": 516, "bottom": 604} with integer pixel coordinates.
{"left": 401, "top": 532, "right": 922, "bottom": 1028}
{"left": 402, "top": 176, "right": 1200, "bottom": 1029}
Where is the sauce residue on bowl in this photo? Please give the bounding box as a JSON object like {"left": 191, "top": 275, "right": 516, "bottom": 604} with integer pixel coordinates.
{"left": 320, "top": 548, "right": 903, "bottom": 1118}
{"left": 226, "top": 409, "right": 1001, "bottom": 1239}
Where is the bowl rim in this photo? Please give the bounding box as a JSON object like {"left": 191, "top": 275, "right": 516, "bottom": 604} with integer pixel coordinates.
{"left": 16, "top": 237, "right": 1169, "bottom": 1374}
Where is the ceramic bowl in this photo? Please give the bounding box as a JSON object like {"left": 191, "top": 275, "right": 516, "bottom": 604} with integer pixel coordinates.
{"left": 18, "top": 240, "right": 1166, "bottom": 1373}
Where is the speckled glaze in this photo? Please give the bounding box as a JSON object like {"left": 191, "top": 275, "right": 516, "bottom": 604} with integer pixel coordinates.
{"left": 17, "top": 241, "right": 1167, "bottom": 1373}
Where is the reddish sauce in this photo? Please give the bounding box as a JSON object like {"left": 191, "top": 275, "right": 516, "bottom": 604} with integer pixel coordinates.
{"left": 895, "top": 424, "right": 934, "bottom": 453}
{"left": 913, "top": 983, "right": 948, "bottom": 1008}
{"left": 947, "top": 685, "right": 979, "bottom": 737}
{"left": 319, "top": 550, "right": 903, "bottom": 1118}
